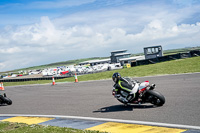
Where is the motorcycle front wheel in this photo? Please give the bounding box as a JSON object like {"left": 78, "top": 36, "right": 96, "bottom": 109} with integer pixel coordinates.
{"left": 146, "top": 90, "right": 165, "bottom": 106}
{"left": 4, "top": 97, "right": 12, "bottom": 105}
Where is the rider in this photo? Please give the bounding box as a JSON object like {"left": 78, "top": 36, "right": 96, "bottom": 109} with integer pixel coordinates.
{"left": 112, "top": 72, "right": 136, "bottom": 103}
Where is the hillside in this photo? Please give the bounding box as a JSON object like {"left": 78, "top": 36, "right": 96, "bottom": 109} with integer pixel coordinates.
{"left": 1, "top": 46, "right": 200, "bottom": 75}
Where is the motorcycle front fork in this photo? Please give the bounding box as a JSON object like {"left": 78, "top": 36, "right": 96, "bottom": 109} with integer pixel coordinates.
{"left": 0, "top": 93, "right": 6, "bottom": 97}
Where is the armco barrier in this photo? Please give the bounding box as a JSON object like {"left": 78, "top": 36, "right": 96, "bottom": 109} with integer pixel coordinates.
{"left": 168, "top": 53, "right": 181, "bottom": 60}
{"left": 190, "top": 50, "right": 200, "bottom": 57}
{"left": 180, "top": 52, "right": 191, "bottom": 58}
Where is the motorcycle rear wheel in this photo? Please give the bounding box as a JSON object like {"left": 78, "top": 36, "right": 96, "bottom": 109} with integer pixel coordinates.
{"left": 146, "top": 90, "right": 165, "bottom": 106}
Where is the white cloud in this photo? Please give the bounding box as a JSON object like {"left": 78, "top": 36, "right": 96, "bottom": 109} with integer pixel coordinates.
{"left": 0, "top": 2, "right": 200, "bottom": 72}
{"left": 0, "top": 47, "right": 21, "bottom": 54}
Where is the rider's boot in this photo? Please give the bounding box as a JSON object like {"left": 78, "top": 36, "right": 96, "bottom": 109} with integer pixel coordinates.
{"left": 117, "top": 95, "right": 128, "bottom": 103}
{"left": 127, "top": 94, "right": 134, "bottom": 102}
{"left": 123, "top": 103, "right": 131, "bottom": 106}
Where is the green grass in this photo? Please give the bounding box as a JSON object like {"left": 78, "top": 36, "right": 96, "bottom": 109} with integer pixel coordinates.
{"left": 3, "top": 80, "right": 52, "bottom": 87}
{"left": 3, "top": 56, "right": 200, "bottom": 87}
{"left": 0, "top": 122, "right": 106, "bottom": 133}
{"left": 75, "top": 56, "right": 200, "bottom": 79}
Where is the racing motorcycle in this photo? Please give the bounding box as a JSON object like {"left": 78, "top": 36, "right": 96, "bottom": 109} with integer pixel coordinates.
{"left": 0, "top": 93, "right": 12, "bottom": 105}
{"left": 112, "top": 78, "right": 165, "bottom": 106}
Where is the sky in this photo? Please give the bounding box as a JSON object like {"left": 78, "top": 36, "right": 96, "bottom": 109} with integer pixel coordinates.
{"left": 0, "top": 0, "right": 200, "bottom": 72}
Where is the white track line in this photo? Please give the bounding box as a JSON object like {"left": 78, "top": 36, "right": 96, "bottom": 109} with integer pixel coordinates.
{"left": 0, "top": 114, "right": 200, "bottom": 130}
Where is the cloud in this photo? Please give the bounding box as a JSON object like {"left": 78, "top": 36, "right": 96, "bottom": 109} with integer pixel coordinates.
{"left": 0, "top": 1, "right": 200, "bottom": 72}
{"left": 0, "top": 47, "right": 21, "bottom": 54}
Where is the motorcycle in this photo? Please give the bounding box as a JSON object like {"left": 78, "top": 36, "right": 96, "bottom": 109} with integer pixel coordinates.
{"left": 112, "top": 78, "right": 165, "bottom": 106}
{"left": 0, "top": 93, "right": 12, "bottom": 105}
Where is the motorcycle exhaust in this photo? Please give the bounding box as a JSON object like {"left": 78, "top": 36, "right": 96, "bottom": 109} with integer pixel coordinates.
{"left": 149, "top": 84, "right": 156, "bottom": 90}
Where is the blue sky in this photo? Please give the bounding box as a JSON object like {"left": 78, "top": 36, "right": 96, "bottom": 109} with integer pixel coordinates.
{"left": 0, "top": 0, "right": 200, "bottom": 72}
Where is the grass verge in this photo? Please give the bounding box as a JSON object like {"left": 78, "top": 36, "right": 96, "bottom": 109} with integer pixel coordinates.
{"left": 0, "top": 122, "right": 106, "bottom": 133}
{"left": 3, "top": 56, "right": 200, "bottom": 86}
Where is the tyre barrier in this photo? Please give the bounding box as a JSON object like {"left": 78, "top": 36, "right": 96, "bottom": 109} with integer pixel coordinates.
{"left": 0, "top": 75, "right": 72, "bottom": 82}
{"left": 0, "top": 70, "right": 106, "bottom": 82}
{"left": 132, "top": 50, "right": 199, "bottom": 67}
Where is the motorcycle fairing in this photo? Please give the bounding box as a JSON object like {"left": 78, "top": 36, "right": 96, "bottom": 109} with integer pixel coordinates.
{"left": 139, "top": 81, "right": 149, "bottom": 90}
{"left": 130, "top": 83, "right": 139, "bottom": 94}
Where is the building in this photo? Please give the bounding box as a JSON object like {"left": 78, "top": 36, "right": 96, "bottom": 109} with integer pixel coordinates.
{"left": 110, "top": 49, "right": 145, "bottom": 66}
{"left": 79, "top": 58, "right": 111, "bottom": 66}
{"left": 110, "top": 49, "right": 131, "bottom": 63}
{"left": 119, "top": 56, "right": 145, "bottom": 66}
{"left": 79, "top": 49, "right": 145, "bottom": 66}
{"left": 144, "top": 45, "right": 163, "bottom": 59}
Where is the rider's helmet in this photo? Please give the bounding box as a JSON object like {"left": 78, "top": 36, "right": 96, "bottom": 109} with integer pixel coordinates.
{"left": 112, "top": 72, "right": 121, "bottom": 83}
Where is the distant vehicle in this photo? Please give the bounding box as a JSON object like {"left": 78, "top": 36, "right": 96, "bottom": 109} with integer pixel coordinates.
{"left": 3, "top": 76, "right": 8, "bottom": 79}
{"left": 67, "top": 65, "right": 76, "bottom": 73}
{"left": 76, "top": 66, "right": 84, "bottom": 73}
{"left": 60, "top": 71, "right": 69, "bottom": 75}
{"left": 10, "top": 74, "right": 17, "bottom": 77}
{"left": 29, "top": 71, "right": 40, "bottom": 75}
{"left": 101, "top": 64, "right": 109, "bottom": 71}
{"left": 85, "top": 66, "right": 94, "bottom": 73}
{"left": 92, "top": 64, "right": 105, "bottom": 71}
{"left": 108, "top": 63, "right": 123, "bottom": 70}
{"left": 42, "top": 69, "right": 54, "bottom": 76}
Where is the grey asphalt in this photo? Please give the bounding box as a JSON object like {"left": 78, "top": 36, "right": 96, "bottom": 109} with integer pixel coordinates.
{"left": 1, "top": 73, "right": 200, "bottom": 127}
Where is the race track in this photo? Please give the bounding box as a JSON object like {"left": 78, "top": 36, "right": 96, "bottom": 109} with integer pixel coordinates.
{"left": 1, "top": 73, "right": 200, "bottom": 127}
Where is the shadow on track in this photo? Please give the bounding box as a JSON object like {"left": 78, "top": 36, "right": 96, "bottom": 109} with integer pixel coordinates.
{"left": 93, "top": 104, "right": 155, "bottom": 113}
{"left": 0, "top": 104, "right": 8, "bottom": 106}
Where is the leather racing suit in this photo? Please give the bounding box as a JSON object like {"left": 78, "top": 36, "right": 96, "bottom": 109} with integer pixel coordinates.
{"left": 113, "top": 77, "right": 137, "bottom": 103}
